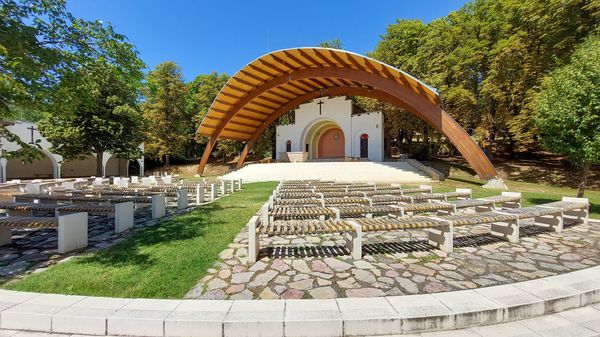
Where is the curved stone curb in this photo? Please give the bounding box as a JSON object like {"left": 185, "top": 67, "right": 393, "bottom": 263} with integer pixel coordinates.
{"left": 0, "top": 265, "right": 599, "bottom": 337}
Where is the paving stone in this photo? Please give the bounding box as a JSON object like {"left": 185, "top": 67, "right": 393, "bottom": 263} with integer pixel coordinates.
{"left": 311, "top": 260, "right": 333, "bottom": 274}
{"left": 352, "top": 269, "right": 376, "bottom": 283}
{"left": 225, "top": 284, "right": 245, "bottom": 295}
{"left": 249, "top": 270, "right": 278, "bottom": 288}
{"left": 353, "top": 260, "right": 375, "bottom": 269}
{"left": 219, "top": 249, "right": 234, "bottom": 260}
{"left": 198, "top": 289, "right": 226, "bottom": 300}
{"left": 345, "top": 288, "right": 385, "bottom": 298}
{"left": 207, "top": 278, "right": 228, "bottom": 290}
{"left": 317, "top": 278, "right": 333, "bottom": 286}
{"left": 229, "top": 289, "right": 253, "bottom": 300}
{"left": 259, "top": 287, "right": 279, "bottom": 299}
{"left": 292, "top": 260, "right": 311, "bottom": 274}
{"left": 423, "top": 281, "right": 452, "bottom": 293}
{"left": 408, "top": 264, "right": 436, "bottom": 276}
{"left": 309, "top": 286, "right": 338, "bottom": 299}
{"left": 281, "top": 289, "right": 304, "bottom": 299}
{"left": 249, "top": 261, "right": 268, "bottom": 272}
{"left": 231, "top": 271, "right": 254, "bottom": 284}
{"left": 289, "top": 279, "right": 314, "bottom": 290}
{"left": 337, "top": 277, "right": 360, "bottom": 289}
{"left": 396, "top": 278, "right": 419, "bottom": 294}
{"left": 324, "top": 257, "right": 352, "bottom": 272}
{"left": 271, "top": 259, "right": 290, "bottom": 272}
{"left": 218, "top": 269, "right": 231, "bottom": 279}
{"left": 293, "top": 273, "right": 310, "bottom": 281}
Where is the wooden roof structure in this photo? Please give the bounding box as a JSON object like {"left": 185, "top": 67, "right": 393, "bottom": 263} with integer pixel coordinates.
{"left": 197, "top": 47, "right": 498, "bottom": 180}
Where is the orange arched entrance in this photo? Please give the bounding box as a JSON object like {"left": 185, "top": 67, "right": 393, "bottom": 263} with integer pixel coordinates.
{"left": 196, "top": 47, "right": 499, "bottom": 181}
{"left": 317, "top": 127, "right": 345, "bottom": 159}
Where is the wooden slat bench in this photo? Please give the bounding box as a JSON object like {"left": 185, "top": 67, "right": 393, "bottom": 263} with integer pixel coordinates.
{"left": 0, "top": 212, "right": 88, "bottom": 253}
{"left": 0, "top": 202, "right": 134, "bottom": 233}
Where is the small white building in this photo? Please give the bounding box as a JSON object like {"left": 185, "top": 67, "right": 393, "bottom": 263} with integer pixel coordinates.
{"left": 0, "top": 121, "right": 144, "bottom": 182}
{"left": 276, "top": 96, "right": 384, "bottom": 162}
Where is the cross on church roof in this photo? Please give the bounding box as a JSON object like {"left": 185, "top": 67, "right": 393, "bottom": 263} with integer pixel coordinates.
{"left": 27, "top": 125, "right": 37, "bottom": 144}
{"left": 317, "top": 100, "right": 324, "bottom": 115}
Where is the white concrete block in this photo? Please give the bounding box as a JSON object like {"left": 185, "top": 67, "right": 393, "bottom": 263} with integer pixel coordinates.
{"left": 57, "top": 212, "right": 88, "bottom": 254}
{"left": 337, "top": 297, "right": 400, "bottom": 336}
{"left": 25, "top": 183, "right": 41, "bottom": 194}
{"left": 433, "top": 289, "right": 505, "bottom": 327}
{"left": 196, "top": 185, "right": 204, "bottom": 204}
{"left": 176, "top": 189, "right": 188, "bottom": 210}
{"left": 108, "top": 309, "right": 170, "bottom": 337}
{"left": 114, "top": 202, "right": 134, "bottom": 233}
{"left": 285, "top": 299, "right": 342, "bottom": 337}
{"left": 210, "top": 184, "right": 217, "bottom": 200}
{"left": 151, "top": 194, "right": 166, "bottom": 219}
{"left": 224, "top": 300, "right": 285, "bottom": 337}
{"left": 475, "top": 284, "right": 544, "bottom": 320}
{"left": 247, "top": 216, "right": 259, "bottom": 264}
{"left": 0, "top": 290, "right": 39, "bottom": 304}
{"left": 387, "top": 294, "right": 454, "bottom": 333}
{"left": 52, "top": 307, "right": 114, "bottom": 335}
{"left": 514, "top": 278, "right": 581, "bottom": 313}
{"left": 1, "top": 303, "right": 59, "bottom": 331}
{"left": 164, "top": 300, "right": 231, "bottom": 337}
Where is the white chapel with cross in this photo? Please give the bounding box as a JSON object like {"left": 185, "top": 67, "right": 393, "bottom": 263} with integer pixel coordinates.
{"left": 275, "top": 96, "right": 383, "bottom": 162}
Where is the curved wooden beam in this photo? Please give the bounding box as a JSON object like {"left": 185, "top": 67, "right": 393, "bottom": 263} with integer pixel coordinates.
{"left": 199, "top": 66, "right": 497, "bottom": 180}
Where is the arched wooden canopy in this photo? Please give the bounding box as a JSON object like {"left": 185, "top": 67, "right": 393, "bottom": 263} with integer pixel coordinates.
{"left": 197, "top": 47, "right": 498, "bottom": 180}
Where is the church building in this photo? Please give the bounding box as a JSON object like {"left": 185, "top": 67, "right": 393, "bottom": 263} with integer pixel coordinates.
{"left": 276, "top": 96, "right": 384, "bottom": 162}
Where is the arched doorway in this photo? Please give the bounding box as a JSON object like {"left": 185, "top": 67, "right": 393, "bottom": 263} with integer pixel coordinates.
{"left": 6, "top": 151, "right": 54, "bottom": 179}
{"left": 61, "top": 155, "right": 96, "bottom": 177}
{"left": 317, "top": 127, "right": 345, "bottom": 159}
{"left": 128, "top": 160, "right": 140, "bottom": 177}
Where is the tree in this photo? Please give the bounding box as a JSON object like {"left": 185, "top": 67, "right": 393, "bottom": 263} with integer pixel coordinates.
{"left": 142, "top": 62, "right": 188, "bottom": 165}
{"left": 186, "top": 72, "right": 229, "bottom": 157}
{"left": 318, "top": 38, "right": 343, "bottom": 49}
{"left": 534, "top": 34, "right": 600, "bottom": 197}
{"left": 38, "top": 60, "right": 147, "bottom": 176}
{"left": 1, "top": 0, "right": 143, "bottom": 161}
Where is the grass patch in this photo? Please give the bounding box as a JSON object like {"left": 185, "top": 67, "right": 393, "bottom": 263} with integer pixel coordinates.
{"left": 3, "top": 182, "right": 277, "bottom": 298}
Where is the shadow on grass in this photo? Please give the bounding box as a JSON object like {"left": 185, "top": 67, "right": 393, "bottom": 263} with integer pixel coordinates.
{"left": 77, "top": 202, "right": 228, "bottom": 268}
{"left": 260, "top": 222, "right": 579, "bottom": 259}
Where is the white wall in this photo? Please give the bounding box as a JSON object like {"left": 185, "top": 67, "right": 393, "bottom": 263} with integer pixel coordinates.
{"left": 276, "top": 96, "right": 383, "bottom": 161}
{"left": 0, "top": 121, "right": 144, "bottom": 181}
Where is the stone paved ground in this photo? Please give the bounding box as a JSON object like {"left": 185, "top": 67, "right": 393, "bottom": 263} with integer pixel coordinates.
{"left": 186, "top": 218, "right": 600, "bottom": 300}
{"left": 0, "top": 202, "right": 195, "bottom": 283}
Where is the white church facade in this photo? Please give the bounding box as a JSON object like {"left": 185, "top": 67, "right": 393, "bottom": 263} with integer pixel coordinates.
{"left": 0, "top": 121, "right": 144, "bottom": 182}
{"left": 276, "top": 96, "right": 384, "bottom": 162}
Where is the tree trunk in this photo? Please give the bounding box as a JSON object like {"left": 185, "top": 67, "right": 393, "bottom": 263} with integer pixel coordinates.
{"left": 165, "top": 154, "right": 170, "bottom": 166}
{"left": 577, "top": 163, "right": 590, "bottom": 198}
{"left": 96, "top": 151, "right": 104, "bottom": 177}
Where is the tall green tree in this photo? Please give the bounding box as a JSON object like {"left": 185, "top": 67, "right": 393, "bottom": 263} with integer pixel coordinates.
{"left": 38, "top": 59, "right": 147, "bottom": 176}
{"left": 318, "top": 38, "right": 343, "bottom": 49}
{"left": 0, "top": 0, "right": 143, "bottom": 161}
{"left": 142, "top": 62, "right": 188, "bottom": 165}
{"left": 186, "top": 72, "right": 229, "bottom": 157}
{"left": 534, "top": 34, "right": 600, "bottom": 197}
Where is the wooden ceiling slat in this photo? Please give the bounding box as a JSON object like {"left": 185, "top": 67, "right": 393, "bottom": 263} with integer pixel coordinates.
{"left": 220, "top": 91, "right": 242, "bottom": 100}
{"left": 259, "top": 59, "right": 286, "bottom": 74}
{"left": 269, "top": 54, "right": 297, "bottom": 71}
{"left": 240, "top": 69, "right": 269, "bottom": 83}
{"left": 265, "top": 89, "right": 294, "bottom": 101}
{"left": 283, "top": 50, "right": 309, "bottom": 68}
{"left": 297, "top": 49, "right": 321, "bottom": 66}
{"left": 256, "top": 94, "right": 286, "bottom": 106}
{"left": 298, "top": 79, "right": 321, "bottom": 90}
{"left": 276, "top": 84, "right": 304, "bottom": 96}
{"left": 237, "top": 113, "right": 266, "bottom": 123}
{"left": 328, "top": 50, "right": 351, "bottom": 68}
{"left": 344, "top": 54, "right": 364, "bottom": 70}
{"left": 287, "top": 81, "right": 312, "bottom": 93}
{"left": 307, "top": 78, "right": 329, "bottom": 88}
{"left": 215, "top": 99, "right": 234, "bottom": 106}
{"left": 249, "top": 100, "right": 278, "bottom": 110}
{"left": 229, "top": 119, "right": 260, "bottom": 129}
{"left": 226, "top": 83, "right": 248, "bottom": 94}
{"left": 243, "top": 106, "right": 271, "bottom": 116}
{"left": 363, "top": 59, "right": 381, "bottom": 75}
{"left": 233, "top": 76, "right": 260, "bottom": 88}
{"left": 312, "top": 49, "right": 338, "bottom": 67}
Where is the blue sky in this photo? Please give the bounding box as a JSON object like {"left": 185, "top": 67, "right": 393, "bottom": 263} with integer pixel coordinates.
{"left": 68, "top": 0, "right": 469, "bottom": 81}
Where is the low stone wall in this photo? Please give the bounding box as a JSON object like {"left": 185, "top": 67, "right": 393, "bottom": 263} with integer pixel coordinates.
{"left": 404, "top": 159, "right": 445, "bottom": 181}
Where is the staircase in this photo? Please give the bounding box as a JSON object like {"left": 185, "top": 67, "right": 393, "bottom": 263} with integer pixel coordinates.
{"left": 220, "top": 161, "right": 433, "bottom": 183}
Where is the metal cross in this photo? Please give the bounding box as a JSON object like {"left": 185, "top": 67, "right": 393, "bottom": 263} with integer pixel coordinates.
{"left": 317, "top": 100, "right": 324, "bottom": 115}
{"left": 27, "top": 126, "right": 36, "bottom": 144}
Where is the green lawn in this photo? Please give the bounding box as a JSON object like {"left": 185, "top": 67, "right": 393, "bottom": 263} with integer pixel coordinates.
{"left": 4, "top": 181, "right": 277, "bottom": 298}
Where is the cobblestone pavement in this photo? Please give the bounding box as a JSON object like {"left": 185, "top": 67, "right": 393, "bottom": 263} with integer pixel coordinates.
{"left": 186, "top": 219, "right": 600, "bottom": 300}
{"left": 0, "top": 202, "right": 196, "bottom": 283}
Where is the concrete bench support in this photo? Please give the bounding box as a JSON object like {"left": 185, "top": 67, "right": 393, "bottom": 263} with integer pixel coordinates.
{"left": 210, "top": 184, "right": 217, "bottom": 200}
{"left": 427, "top": 223, "right": 454, "bottom": 253}
{"left": 490, "top": 218, "right": 520, "bottom": 243}
{"left": 176, "top": 189, "right": 188, "bottom": 210}
{"left": 534, "top": 213, "right": 563, "bottom": 233}
{"left": 114, "top": 202, "right": 134, "bottom": 233}
{"left": 220, "top": 181, "right": 226, "bottom": 196}
{"left": 346, "top": 220, "right": 363, "bottom": 259}
{"left": 196, "top": 185, "right": 205, "bottom": 204}
{"left": 57, "top": 212, "right": 88, "bottom": 254}
{"left": 230, "top": 179, "right": 236, "bottom": 193}
{"left": 247, "top": 216, "right": 260, "bottom": 264}
{"left": 501, "top": 191, "right": 522, "bottom": 208}
{"left": 151, "top": 194, "right": 166, "bottom": 219}
{"left": 0, "top": 228, "right": 11, "bottom": 246}
{"left": 562, "top": 197, "right": 589, "bottom": 225}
